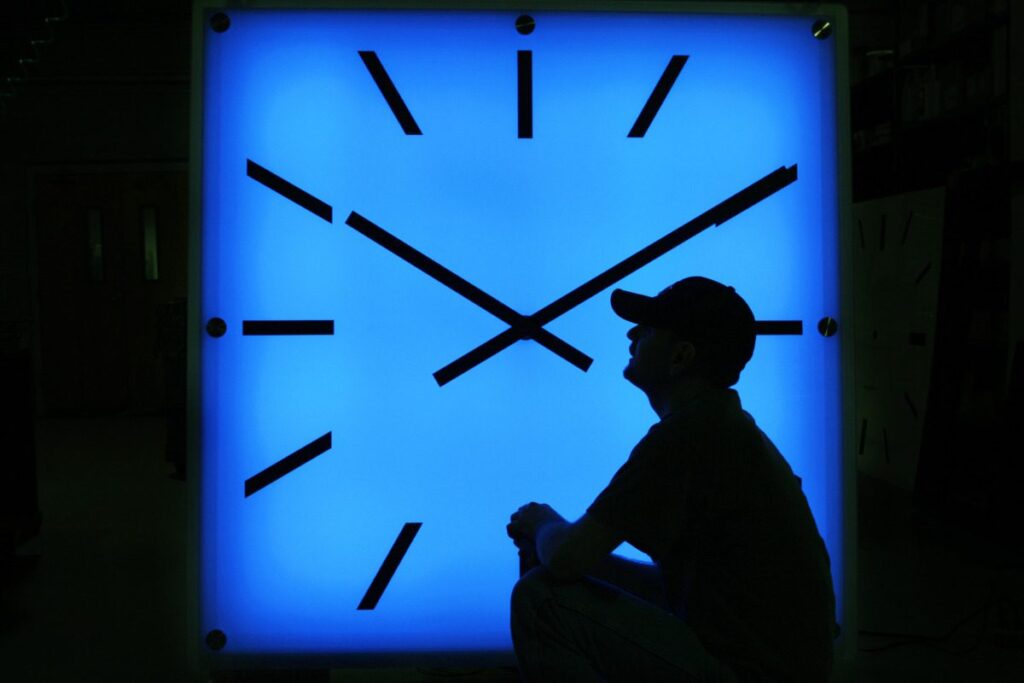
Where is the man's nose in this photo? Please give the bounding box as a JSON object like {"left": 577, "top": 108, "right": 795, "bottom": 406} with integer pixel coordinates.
{"left": 627, "top": 325, "right": 640, "bottom": 341}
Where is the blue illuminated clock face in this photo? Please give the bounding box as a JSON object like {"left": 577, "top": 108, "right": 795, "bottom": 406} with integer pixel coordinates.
{"left": 194, "top": 4, "right": 847, "bottom": 663}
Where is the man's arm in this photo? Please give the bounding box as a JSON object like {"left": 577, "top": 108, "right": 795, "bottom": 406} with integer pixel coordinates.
{"left": 535, "top": 513, "right": 622, "bottom": 579}
{"left": 510, "top": 503, "right": 669, "bottom": 604}
{"left": 534, "top": 514, "right": 666, "bottom": 605}
{"left": 587, "top": 554, "right": 666, "bottom": 607}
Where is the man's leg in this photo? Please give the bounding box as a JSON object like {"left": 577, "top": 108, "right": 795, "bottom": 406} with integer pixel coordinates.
{"left": 510, "top": 566, "right": 738, "bottom": 682}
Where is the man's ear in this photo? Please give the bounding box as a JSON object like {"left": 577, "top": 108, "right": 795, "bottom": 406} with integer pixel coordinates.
{"left": 669, "top": 340, "right": 696, "bottom": 376}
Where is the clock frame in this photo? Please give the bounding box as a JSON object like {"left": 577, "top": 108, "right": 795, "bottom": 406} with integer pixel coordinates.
{"left": 187, "top": 0, "right": 857, "bottom": 673}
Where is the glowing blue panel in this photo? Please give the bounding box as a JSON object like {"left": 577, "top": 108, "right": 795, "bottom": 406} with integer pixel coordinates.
{"left": 194, "top": 5, "right": 848, "bottom": 665}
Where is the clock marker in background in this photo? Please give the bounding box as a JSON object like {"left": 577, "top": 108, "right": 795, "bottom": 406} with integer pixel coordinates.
{"left": 244, "top": 432, "right": 332, "bottom": 497}
{"left": 518, "top": 50, "right": 532, "bottom": 138}
{"left": 434, "top": 164, "right": 799, "bottom": 386}
{"left": 904, "top": 392, "right": 919, "bottom": 420}
{"left": 246, "top": 160, "right": 333, "bottom": 222}
{"left": 358, "top": 522, "right": 422, "bottom": 610}
{"left": 628, "top": 55, "right": 688, "bottom": 138}
{"left": 242, "top": 320, "right": 335, "bottom": 335}
{"left": 358, "top": 51, "right": 422, "bottom": 135}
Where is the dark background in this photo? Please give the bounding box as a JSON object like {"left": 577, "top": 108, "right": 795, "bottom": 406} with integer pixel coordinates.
{"left": 0, "top": 1, "right": 1022, "bottom": 681}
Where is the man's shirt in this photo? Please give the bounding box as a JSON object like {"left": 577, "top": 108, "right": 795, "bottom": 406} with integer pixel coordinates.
{"left": 586, "top": 387, "right": 837, "bottom": 682}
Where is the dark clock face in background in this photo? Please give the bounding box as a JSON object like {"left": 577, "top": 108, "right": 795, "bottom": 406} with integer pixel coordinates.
{"left": 193, "top": 5, "right": 849, "bottom": 662}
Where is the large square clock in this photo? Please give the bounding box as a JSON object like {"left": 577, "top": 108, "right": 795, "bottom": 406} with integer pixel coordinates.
{"left": 187, "top": 0, "right": 856, "bottom": 672}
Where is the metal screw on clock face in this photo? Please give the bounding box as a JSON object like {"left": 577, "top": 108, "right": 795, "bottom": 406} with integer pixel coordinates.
{"left": 205, "top": 629, "right": 227, "bottom": 651}
{"left": 210, "top": 12, "right": 230, "bottom": 33}
{"left": 515, "top": 15, "right": 536, "bottom": 35}
{"left": 206, "top": 317, "right": 227, "bottom": 338}
{"left": 818, "top": 317, "right": 839, "bottom": 337}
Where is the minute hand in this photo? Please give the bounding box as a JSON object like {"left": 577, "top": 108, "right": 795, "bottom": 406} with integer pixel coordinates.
{"left": 433, "top": 164, "right": 798, "bottom": 386}
{"left": 344, "top": 211, "right": 592, "bottom": 372}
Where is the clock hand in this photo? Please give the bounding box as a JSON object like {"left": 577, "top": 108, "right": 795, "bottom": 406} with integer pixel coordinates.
{"left": 434, "top": 165, "right": 798, "bottom": 386}
{"left": 344, "top": 212, "right": 593, "bottom": 372}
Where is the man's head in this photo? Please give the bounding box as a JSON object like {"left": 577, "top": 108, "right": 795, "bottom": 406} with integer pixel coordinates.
{"left": 612, "top": 276, "right": 756, "bottom": 394}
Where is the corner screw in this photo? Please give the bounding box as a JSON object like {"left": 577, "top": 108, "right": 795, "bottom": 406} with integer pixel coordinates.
{"left": 210, "top": 12, "right": 231, "bottom": 33}
{"left": 206, "top": 629, "right": 227, "bottom": 651}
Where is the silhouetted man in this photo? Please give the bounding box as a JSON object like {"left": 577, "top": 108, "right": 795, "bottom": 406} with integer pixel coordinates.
{"left": 507, "top": 276, "right": 837, "bottom": 682}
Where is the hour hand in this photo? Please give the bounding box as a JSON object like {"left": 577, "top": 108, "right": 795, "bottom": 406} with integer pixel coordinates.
{"left": 343, "top": 212, "right": 593, "bottom": 375}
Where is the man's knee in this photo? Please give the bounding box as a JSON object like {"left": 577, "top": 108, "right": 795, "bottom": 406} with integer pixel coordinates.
{"left": 511, "top": 565, "right": 555, "bottom": 612}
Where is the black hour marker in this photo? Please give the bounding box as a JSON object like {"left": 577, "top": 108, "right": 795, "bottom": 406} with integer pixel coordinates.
{"left": 754, "top": 320, "right": 803, "bottom": 335}
{"left": 358, "top": 51, "right": 422, "bottom": 135}
{"left": 518, "top": 50, "right": 532, "bottom": 138}
{"left": 243, "top": 320, "right": 334, "bottom": 335}
{"left": 628, "top": 55, "right": 688, "bottom": 138}
{"left": 858, "top": 418, "right": 867, "bottom": 455}
{"left": 246, "top": 160, "right": 333, "bottom": 222}
{"left": 244, "top": 432, "right": 332, "bottom": 498}
{"left": 358, "top": 522, "right": 422, "bottom": 610}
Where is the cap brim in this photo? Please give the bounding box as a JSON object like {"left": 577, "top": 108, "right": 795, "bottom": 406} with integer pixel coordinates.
{"left": 610, "top": 288, "right": 658, "bottom": 324}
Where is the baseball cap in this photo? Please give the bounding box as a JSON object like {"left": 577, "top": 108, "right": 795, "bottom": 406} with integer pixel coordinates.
{"left": 610, "top": 276, "right": 756, "bottom": 385}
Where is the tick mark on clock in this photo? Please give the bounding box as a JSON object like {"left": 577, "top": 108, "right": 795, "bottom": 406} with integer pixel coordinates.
{"left": 358, "top": 522, "right": 422, "bottom": 610}
{"left": 518, "top": 50, "right": 532, "bottom": 138}
{"left": 754, "top": 321, "right": 803, "bottom": 335}
{"left": 246, "top": 160, "right": 333, "bottom": 222}
{"left": 358, "top": 51, "right": 422, "bottom": 135}
{"left": 243, "top": 320, "right": 334, "bottom": 335}
{"left": 244, "top": 432, "right": 332, "bottom": 497}
{"left": 628, "top": 55, "right": 688, "bottom": 138}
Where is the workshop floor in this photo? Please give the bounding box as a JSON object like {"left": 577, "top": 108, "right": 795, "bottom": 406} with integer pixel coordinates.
{"left": 2, "top": 416, "right": 1022, "bottom": 681}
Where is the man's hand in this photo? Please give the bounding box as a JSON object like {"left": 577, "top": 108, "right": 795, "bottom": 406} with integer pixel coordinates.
{"left": 507, "top": 502, "right": 567, "bottom": 575}
{"left": 507, "top": 502, "right": 567, "bottom": 542}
